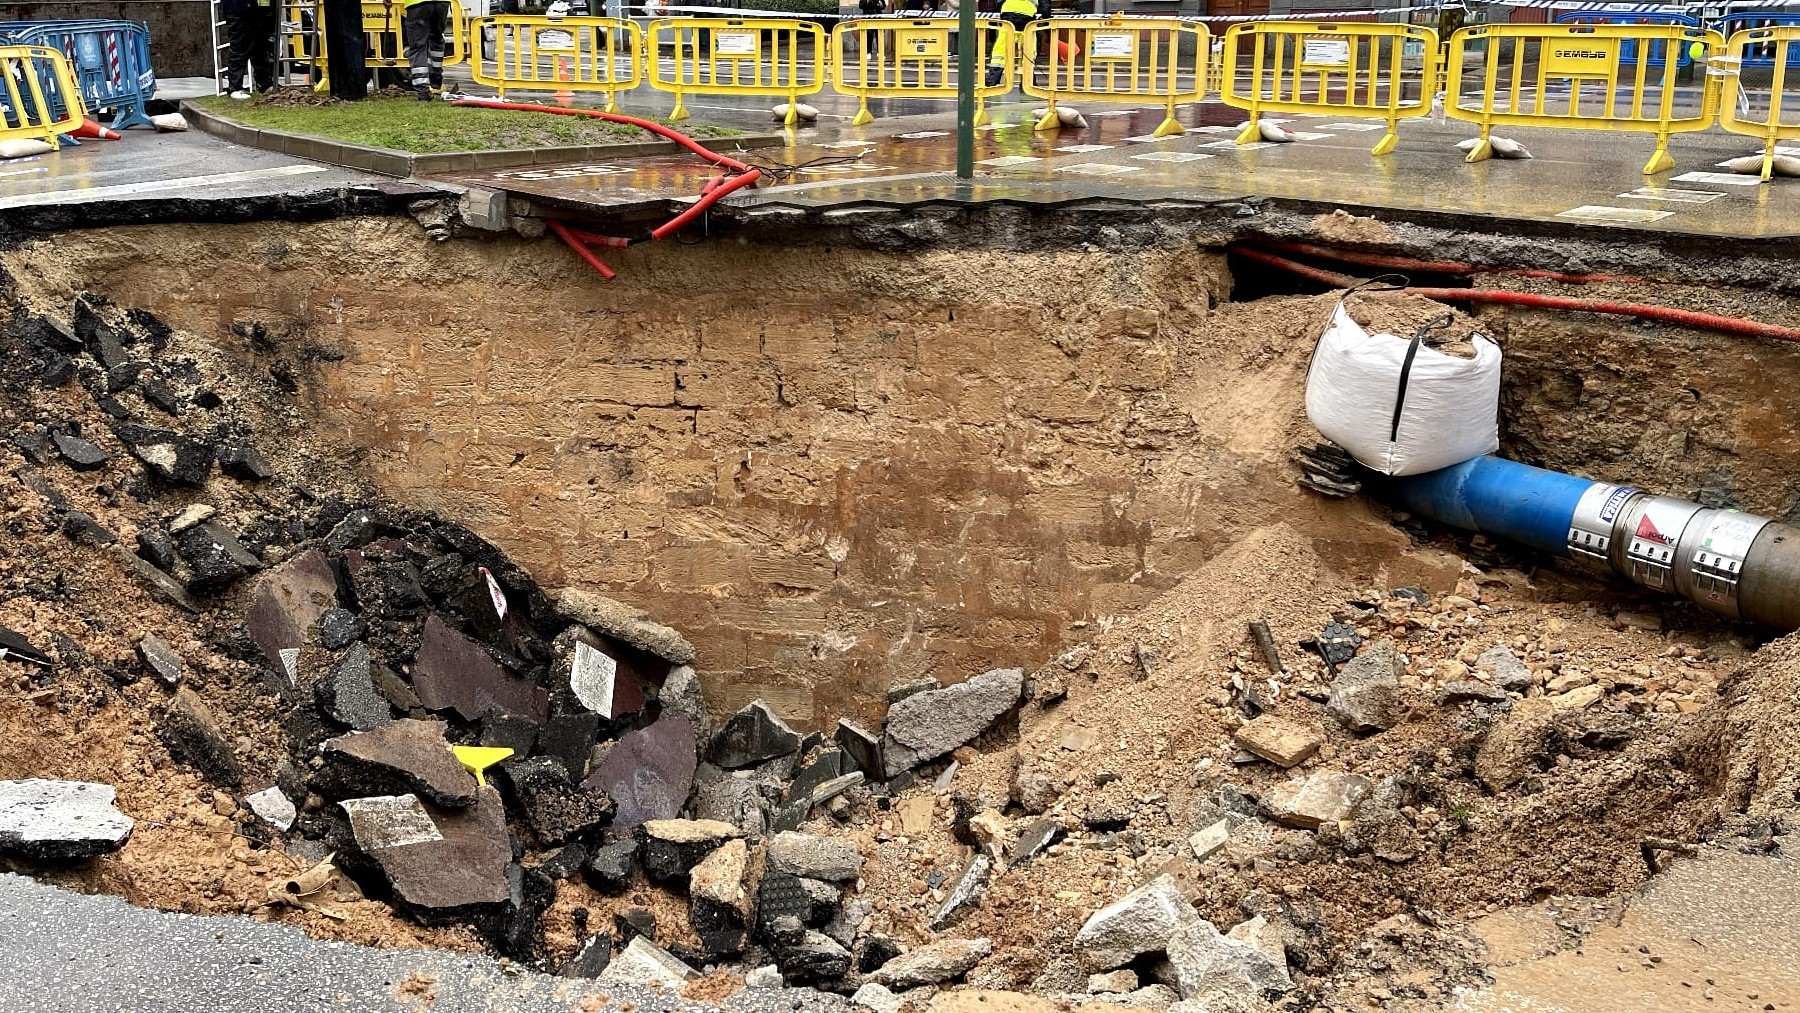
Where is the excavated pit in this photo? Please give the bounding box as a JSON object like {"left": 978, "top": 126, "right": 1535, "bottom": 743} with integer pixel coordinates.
{"left": 5, "top": 206, "right": 1800, "bottom": 1009}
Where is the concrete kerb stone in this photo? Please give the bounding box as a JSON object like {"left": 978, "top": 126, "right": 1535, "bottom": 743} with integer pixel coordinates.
{"left": 182, "top": 100, "right": 788, "bottom": 180}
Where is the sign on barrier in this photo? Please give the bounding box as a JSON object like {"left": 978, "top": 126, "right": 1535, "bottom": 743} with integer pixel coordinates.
{"left": 1720, "top": 26, "right": 1800, "bottom": 179}
{"left": 1552, "top": 11, "right": 1699, "bottom": 69}
{"left": 830, "top": 18, "right": 1013, "bottom": 126}
{"left": 470, "top": 15, "right": 640, "bottom": 109}
{"left": 1020, "top": 16, "right": 1207, "bottom": 137}
{"left": 1222, "top": 21, "right": 1437, "bottom": 155}
{"left": 0, "top": 19, "right": 154, "bottom": 130}
{"left": 0, "top": 44, "right": 85, "bottom": 148}
{"left": 648, "top": 17, "right": 825, "bottom": 124}
{"left": 1445, "top": 23, "right": 1722, "bottom": 174}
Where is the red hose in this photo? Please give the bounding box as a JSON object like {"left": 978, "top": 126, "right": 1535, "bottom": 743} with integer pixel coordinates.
{"left": 1249, "top": 239, "right": 1641, "bottom": 286}
{"left": 453, "top": 98, "right": 762, "bottom": 279}
{"left": 1233, "top": 246, "right": 1800, "bottom": 346}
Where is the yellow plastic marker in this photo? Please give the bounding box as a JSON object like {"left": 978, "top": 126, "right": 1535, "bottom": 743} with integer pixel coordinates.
{"left": 452, "top": 745, "right": 514, "bottom": 787}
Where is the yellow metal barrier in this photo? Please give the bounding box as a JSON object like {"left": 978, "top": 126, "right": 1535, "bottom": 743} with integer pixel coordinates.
{"left": 1222, "top": 22, "right": 1438, "bottom": 156}
{"left": 1020, "top": 16, "right": 1208, "bottom": 136}
{"left": 470, "top": 16, "right": 641, "bottom": 110}
{"left": 1445, "top": 23, "right": 1722, "bottom": 174}
{"left": 1719, "top": 26, "right": 1800, "bottom": 180}
{"left": 830, "top": 18, "right": 1014, "bottom": 127}
{"left": 648, "top": 17, "right": 826, "bottom": 124}
{"left": 0, "top": 45, "right": 83, "bottom": 150}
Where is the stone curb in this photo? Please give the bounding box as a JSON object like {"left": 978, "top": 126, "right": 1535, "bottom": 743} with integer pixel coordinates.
{"left": 181, "top": 100, "right": 787, "bottom": 178}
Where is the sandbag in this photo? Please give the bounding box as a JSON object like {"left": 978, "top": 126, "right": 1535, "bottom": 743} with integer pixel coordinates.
{"left": 0, "top": 138, "right": 51, "bottom": 159}
{"left": 1030, "top": 106, "right": 1087, "bottom": 128}
{"left": 150, "top": 113, "right": 190, "bottom": 132}
{"left": 1723, "top": 153, "right": 1800, "bottom": 177}
{"left": 1305, "top": 301, "right": 1502, "bottom": 476}
{"left": 1457, "top": 135, "right": 1532, "bottom": 159}
{"left": 771, "top": 102, "right": 819, "bottom": 123}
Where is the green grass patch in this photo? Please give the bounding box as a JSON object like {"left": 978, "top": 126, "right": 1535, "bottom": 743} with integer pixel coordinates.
{"left": 191, "top": 93, "right": 738, "bottom": 153}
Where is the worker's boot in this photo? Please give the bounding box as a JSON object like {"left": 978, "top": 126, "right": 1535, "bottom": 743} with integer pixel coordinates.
{"left": 416, "top": 85, "right": 432, "bottom": 102}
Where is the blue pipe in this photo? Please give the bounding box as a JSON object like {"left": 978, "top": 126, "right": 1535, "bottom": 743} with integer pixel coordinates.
{"left": 1382, "top": 456, "right": 1599, "bottom": 557}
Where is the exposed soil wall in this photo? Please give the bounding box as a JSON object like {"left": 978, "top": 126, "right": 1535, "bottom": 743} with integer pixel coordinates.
{"left": 15, "top": 215, "right": 1800, "bottom": 731}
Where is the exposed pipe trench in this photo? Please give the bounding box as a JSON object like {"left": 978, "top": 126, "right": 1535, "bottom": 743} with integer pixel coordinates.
{"left": 1247, "top": 239, "right": 1645, "bottom": 286}
{"left": 1380, "top": 456, "right": 1800, "bottom": 631}
{"left": 451, "top": 98, "right": 763, "bottom": 280}
{"left": 1233, "top": 245, "right": 1800, "bottom": 346}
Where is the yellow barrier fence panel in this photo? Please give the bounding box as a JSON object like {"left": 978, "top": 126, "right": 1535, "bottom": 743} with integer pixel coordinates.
{"left": 648, "top": 17, "right": 826, "bottom": 124}
{"left": 470, "top": 16, "right": 641, "bottom": 109}
{"left": 1445, "top": 23, "right": 1722, "bottom": 174}
{"left": 830, "top": 18, "right": 1013, "bottom": 127}
{"left": 1720, "top": 26, "right": 1800, "bottom": 180}
{"left": 291, "top": 0, "right": 467, "bottom": 93}
{"left": 1222, "top": 21, "right": 1438, "bottom": 156}
{"left": 1020, "top": 16, "right": 1208, "bottom": 137}
{"left": 0, "top": 45, "right": 84, "bottom": 150}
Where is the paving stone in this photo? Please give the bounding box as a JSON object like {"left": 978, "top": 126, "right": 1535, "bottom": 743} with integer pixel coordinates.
{"left": 51, "top": 432, "right": 108, "bottom": 471}
{"left": 1476, "top": 645, "right": 1534, "bottom": 692}
{"left": 767, "top": 831, "right": 864, "bottom": 881}
{"left": 755, "top": 871, "right": 815, "bottom": 938}
{"left": 1232, "top": 715, "right": 1322, "bottom": 768}
{"left": 1189, "top": 819, "right": 1230, "bottom": 861}
{"left": 586, "top": 714, "right": 696, "bottom": 830}
{"left": 555, "top": 588, "right": 696, "bottom": 665}
{"left": 597, "top": 936, "right": 698, "bottom": 987}
{"left": 882, "top": 667, "right": 1024, "bottom": 776}
{"left": 1315, "top": 621, "right": 1363, "bottom": 666}
{"left": 318, "top": 718, "right": 478, "bottom": 807}
{"left": 135, "top": 635, "right": 183, "bottom": 687}
{"left": 112, "top": 424, "right": 212, "bottom": 485}
{"left": 538, "top": 712, "right": 602, "bottom": 781}
{"left": 245, "top": 786, "right": 296, "bottom": 831}
{"left": 500, "top": 756, "right": 616, "bottom": 846}
{"left": 316, "top": 609, "right": 363, "bottom": 651}
{"left": 708, "top": 700, "right": 803, "bottom": 770}
{"left": 245, "top": 548, "right": 337, "bottom": 680}
{"left": 639, "top": 818, "right": 740, "bottom": 881}
{"left": 411, "top": 614, "right": 548, "bottom": 723}
{"left": 1262, "top": 771, "right": 1372, "bottom": 830}
{"left": 1074, "top": 874, "right": 1194, "bottom": 971}
{"left": 0, "top": 779, "right": 134, "bottom": 860}
{"left": 1327, "top": 639, "right": 1404, "bottom": 733}
{"left": 313, "top": 643, "right": 391, "bottom": 731}
{"left": 929, "top": 852, "right": 991, "bottom": 930}
{"left": 874, "top": 937, "right": 994, "bottom": 988}
{"left": 218, "top": 444, "right": 273, "bottom": 481}
{"left": 585, "top": 837, "right": 639, "bottom": 893}
{"left": 340, "top": 788, "right": 511, "bottom": 913}
{"left": 158, "top": 687, "right": 242, "bottom": 788}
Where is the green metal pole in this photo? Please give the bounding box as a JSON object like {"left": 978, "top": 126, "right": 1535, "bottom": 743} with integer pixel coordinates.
{"left": 956, "top": 0, "right": 977, "bottom": 178}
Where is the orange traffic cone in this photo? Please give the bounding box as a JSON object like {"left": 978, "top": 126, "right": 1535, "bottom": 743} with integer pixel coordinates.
{"left": 70, "top": 118, "right": 122, "bottom": 140}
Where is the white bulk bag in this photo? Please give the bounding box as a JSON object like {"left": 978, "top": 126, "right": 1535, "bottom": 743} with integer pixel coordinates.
{"left": 1304, "top": 301, "right": 1502, "bottom": 476}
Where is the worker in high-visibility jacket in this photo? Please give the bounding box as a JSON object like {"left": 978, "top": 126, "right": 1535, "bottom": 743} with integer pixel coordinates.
{"left": 987, "top": 0, "right": 1044, "bottom": 86}
{"left": 404, "top": 0, "right": 452, "bottom": 100}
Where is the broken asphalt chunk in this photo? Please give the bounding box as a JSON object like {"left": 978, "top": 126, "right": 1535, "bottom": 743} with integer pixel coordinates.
{"left": 585, "top": 838, "right": 639, "bottom": 892}
{"left": 411, "top": 614, "right": 547, "bottom": 723}
{"left": 882, "top": 667, "right": 1023, "bottom": 777}
{"left": 835, "top": 719, "right": 883, "bottom": 778}
{"left": 340, "top": 788, "right": 511, "bottom": 913}
{"left": 157, "top": 687, "right": 242, "bottom": 787}
{"left": 51, "top": 432, "right": 108, "bottom": 471}
{"left": 708, "top": 700, "right": 802, "bottom": 770}
{"left": 318, "top": 718, "right": 478, "bottom": 807}
{"left": 929, "top": 853, "right": 991, "bottom": 930}
{"left": 112, "top": 424, "right": 212, "bottom": 485}
{"left": 61, "top": 510, "right": 116, "bottom": 547}
{"left": 554, "top": 587, "right": 696, "bottom": 665}
{"left": 639, "top": 818, "right": 740, "bottom": 882}
{"left": 0, "top": 779, "right": 134, "bottom": 860}
{"left": 313, "top": 643, "right": 391, "bottom": 730}
{"left": 0, "top": 626, "right": 52, "bottom": 668}
{"left": 110, "top": 545, "right": 199, "bottom": 613}
{"left": 499, "top": 756, "right": 617, "bottom": 846}
{"left": 217, "top": 444, "right": 272, "bottom": 481}
{"left": 175, "top": 520, "right": 262, "bottom": 592}
{"left": 586, "top": 713, "right": 696, "bottom": 829}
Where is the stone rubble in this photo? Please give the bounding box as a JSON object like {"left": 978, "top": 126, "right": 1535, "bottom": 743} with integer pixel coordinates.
{"left": 0, "top": 780, "right": 135, "bottom": 860}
